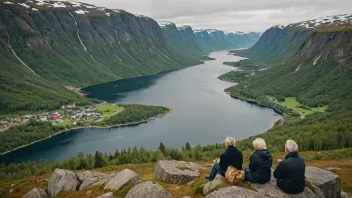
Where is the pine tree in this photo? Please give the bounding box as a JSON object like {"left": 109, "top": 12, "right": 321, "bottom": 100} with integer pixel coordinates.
{"left": 94, "top": 151, "right": 105, "bottom": 168}
{"left": 185, "top": 142, "right": 191, "bottom": 151}
{"left": 159, "top": 142, "right": 166, "bottom": 155}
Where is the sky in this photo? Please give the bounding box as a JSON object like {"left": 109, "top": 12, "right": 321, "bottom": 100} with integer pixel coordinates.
{"left": 78, "top": 0, "right": 352, "bottom": 32}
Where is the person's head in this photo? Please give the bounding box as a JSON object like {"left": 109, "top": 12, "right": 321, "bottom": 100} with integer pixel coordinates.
{"left": 285, "top": 139, "right": 298, "bottom": 153}
{"left": 252, "top": 138, "right": 266, "bottom": 150}
{"left": 224, "top": 137, "right": 236, "bottom": 148}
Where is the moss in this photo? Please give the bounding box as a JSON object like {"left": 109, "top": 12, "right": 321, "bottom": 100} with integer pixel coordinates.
{"left": 305, "top": 180, "right": 316, "bottom": 194}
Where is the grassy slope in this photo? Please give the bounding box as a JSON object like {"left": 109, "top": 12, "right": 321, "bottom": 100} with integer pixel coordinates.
{"left": 0, "top": 148, "right": 351, "bottom": 197}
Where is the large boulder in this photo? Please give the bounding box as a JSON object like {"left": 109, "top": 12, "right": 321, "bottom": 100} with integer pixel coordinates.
{"left": 76, "top": 170, "right": 111, "bottom": 190}
{"left": 203, "top": 174, "right": 224, "bottom": 195}
{"left": 305, "top": 166, "right": 341, "bottom": 198}
{"left": 251, "top": 182, "right": 290, "bottom": 198}
{"left": 205, "top": 186, "right": 265, "bottom": 198}
{"left": 48, "top": 169, "right": 77, "bottom": 197}
{"left": 23, "top": 188, "right": 48, "bottom": 198}
{"left": 155, "top": 160, "right": 205, "bottom": 184}
{"left": 287, "top": 187, "right": 320, "bottom": 198}
{"left": 104, "top": 169, "right": 141, "bottom": 190}
{"left": 125, "top": 181, "right": 173, "bottom": 198}
{"left": 95, "top": 192, "right": 113, "bottom": 198}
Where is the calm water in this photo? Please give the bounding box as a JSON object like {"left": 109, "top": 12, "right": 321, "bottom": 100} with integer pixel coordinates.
{"left": 0, "top": 51, "right": 279, "bottom": 164}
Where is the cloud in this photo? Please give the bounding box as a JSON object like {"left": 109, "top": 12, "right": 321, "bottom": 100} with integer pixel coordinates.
{"left": 79, "top": 0, "right": 352, "bottom": 32}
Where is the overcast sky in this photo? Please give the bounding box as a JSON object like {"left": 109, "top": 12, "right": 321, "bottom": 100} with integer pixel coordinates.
{"left": 80, "top": 0, "right": 352, "bottom": 32}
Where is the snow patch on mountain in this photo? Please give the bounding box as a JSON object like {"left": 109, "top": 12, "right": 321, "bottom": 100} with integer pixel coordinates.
{"left": 53, "top": 2, "right": 66, "bottom": 8}
{"left": 158, "top": 21, "right": 175, "bottom": 27}
{"left": 75, "top": 9, "right": 89, "bottom": 14}
{"left": 18, "top": 3, "right": 30, "bottom": 8}
{"left": 3, "top": 1, "right": 14, "bottom": 4}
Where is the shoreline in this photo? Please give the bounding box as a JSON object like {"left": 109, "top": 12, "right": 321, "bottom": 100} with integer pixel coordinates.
{"left": 0, "top": 109, "right": 172, "bottom": 157}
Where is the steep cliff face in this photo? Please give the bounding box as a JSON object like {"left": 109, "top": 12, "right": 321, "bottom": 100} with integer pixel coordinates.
{"left": 234, "top": 14, "right": 352, "bottom": 66}
{"left": 159, "top": 22, "right": 205, "bottom": 57}
{"left": 194, "top": 29, "right": 260, "bottom": 52}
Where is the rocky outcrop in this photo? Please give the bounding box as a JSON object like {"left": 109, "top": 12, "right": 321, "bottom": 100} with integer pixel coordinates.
{"left": 48, "top": 169, "right": 77, "bottom": 197}
{"left": 154, "top": 160, "right": 205, "bottom": 184}
{"left": 76, "top": 170, "right": 111, "bottom": 190}
{"left": 203, "top": 174, "right": 224, "bottom": 195}
{"left": 205, "top": 186, "right": 265, "bottom": 198}
{"left": 104, "top": 169, "right": 141, "bottom": 190}
{"left": 125, "top": 181, "right": 173, "bottom": 198}
{"left": 95, "top": 192, "right": 113, "bottom": 198}
{"left": 23, "top": 188, "right": 48, "bottom": 198}
{"left": 305, "top": 166, "right": 341, "bottom": 198}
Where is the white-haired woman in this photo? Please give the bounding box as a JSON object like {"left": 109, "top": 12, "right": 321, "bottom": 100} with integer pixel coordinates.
{"left": 273, "top": 140, "right": 305, "bottom": 194}
{"left": 244, "top": 138, "right": 272, "bottom": 184}
{"left": 205, "top": 137, "right": 243, "bottom": 181}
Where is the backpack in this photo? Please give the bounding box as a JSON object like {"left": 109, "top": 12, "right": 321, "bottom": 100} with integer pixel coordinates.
{"left": 225, "top": 165, "right": 245, "bottom": 185}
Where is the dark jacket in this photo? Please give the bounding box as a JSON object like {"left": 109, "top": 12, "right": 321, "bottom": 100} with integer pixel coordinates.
{"left": 273, "top": 152, "right": 305, "bottom": 194}
{"left": 245, "top": 149, "right": 272, "bottom": 184}
{"left": 219, "top": 145, "right": 243, "bottom": 176}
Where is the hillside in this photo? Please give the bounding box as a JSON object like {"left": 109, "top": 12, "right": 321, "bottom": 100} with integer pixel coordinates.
{"left": 223, "top": 14, "right": 352, "bottom": 154}
{"left": 0, "top": 148, "right": 351, "bottom": 197}
{"left": 233, "top": 14, "right": 352, "bottom": 66}
{"left": 0, "top": 0, "right": 260, "bottom": 114}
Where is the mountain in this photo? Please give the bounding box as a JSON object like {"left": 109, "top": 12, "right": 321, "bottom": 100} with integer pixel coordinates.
{"left": 224, "top": 14, "right": 352, "bottom": 153}
{"left": 158, "top": 21, "right": 205, "bottom": 57}
{"left": 0, "top": 0, "right": 260, "bottom": 114}
{"left": 234, "top": 14, "right": 352, "bottom": 66}
{"left": 194, "top": 29, "right": 260, "bottom": 52}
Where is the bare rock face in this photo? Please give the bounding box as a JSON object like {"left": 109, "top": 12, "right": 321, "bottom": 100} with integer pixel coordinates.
{"left": 76, "top": 171, "right": 111, "bottom": 190}
{"left": 95, "top": 192, "right": 113, "bottom": 198}
{"left": 154, "top": 160, "right": 205, "bottom": 184}
{"left": 287, "top": 187, "right": 320, "bottom": 198}
{"left": 125, "top": 181, "right": 173, "bottom": 198}
{"left": 48, "top": 169, "right": 77, "bottom": 197}
{"left": 305, "top": 166, "right": 341, "bottom": 198}
{"left": 203, "top": 174, "right": 224, "bottom": 195}
{"left": 251, "top": 182, "right": 290, "bottom": 198}
{"left": 205, "top": 186, "right": 265, "bottom": 198}
{"left": 104, "top": 169, "right": 141, "bottom": 190}
{"left": 23, "top": 188, "right": 48, "bottom": 198}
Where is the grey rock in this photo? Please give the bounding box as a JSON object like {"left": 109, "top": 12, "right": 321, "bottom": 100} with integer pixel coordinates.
{"left": 104, "top": 169, "right": 141, "bottom": 190}
{"left": 48, "top": 168, "right": 78, "bottom": 197}
{"left": 95, "top": 192, "right": 113, "bottom": 198}
{"left": 325, "top": 167, "right": 341, "bottom": 171}
{"left": 305, "top": 166, "right": 341, "bottom": 198}
{"left": 183, "top": 197, "right": 192, "bottom": 198}
{"left": 125, "top": 181, "right": 173, "bottom": 198}
{"left": 24, "top": 188, "right": 48, "bottom": 198}
{"left": 312, "top": 184, "right": 325, "bottom": 198}
{"left": 10, "top": 184, "right": 15, "bottom": 187}
{"left": 287, "top": 187, "right": 320, "bottom": 198}
{"left": 9, "top": 189, "right": 13, "bottom": 193}
{"left": 154, "top": 160, "right": 205, "bottom": 184}
{"left": 205, "top": 186, "right": 265, "bottom": 198}
{"left": 342, "top": 191, "right": 352, "bottom": 198}
{"left": 76, "top": 170, "right": 110, "bottom": 190}
{"left": 251, "top": 182, "right": 290, "bottom": 198}
{"left": 85, "top": 190, "right": 92, "bottom": 195}
{"left": 203, "top": 174, "right": 224, "bottom": 195}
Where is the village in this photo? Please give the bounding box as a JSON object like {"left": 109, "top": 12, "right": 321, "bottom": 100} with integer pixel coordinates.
{"left": 0, "top": 103, "right": 113, "bottom": 131}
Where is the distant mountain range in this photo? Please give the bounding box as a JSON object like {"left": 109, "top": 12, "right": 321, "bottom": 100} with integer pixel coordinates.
{"left": 0, "top": 0, "right": 260, "bottom": 114}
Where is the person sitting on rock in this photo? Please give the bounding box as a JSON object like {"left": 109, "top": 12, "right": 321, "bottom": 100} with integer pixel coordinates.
{"left": 205, "top": 137, "right": 243, "bottom": 181}
{"left": 244, "top": 138, "right": 272, "bottom": 184}
{"left": 274, "top": 139, "right": 305, "bottom": 194}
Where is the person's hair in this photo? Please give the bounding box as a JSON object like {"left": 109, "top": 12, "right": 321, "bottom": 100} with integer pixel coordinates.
{"left": 285, "top": 139, "right": 298, "bottom": 152}
{"left": 225, "top": 137, "right": 236, "bottom": 146}
{"left": 252, "top": 138, "right": 266, "bottom": 150}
